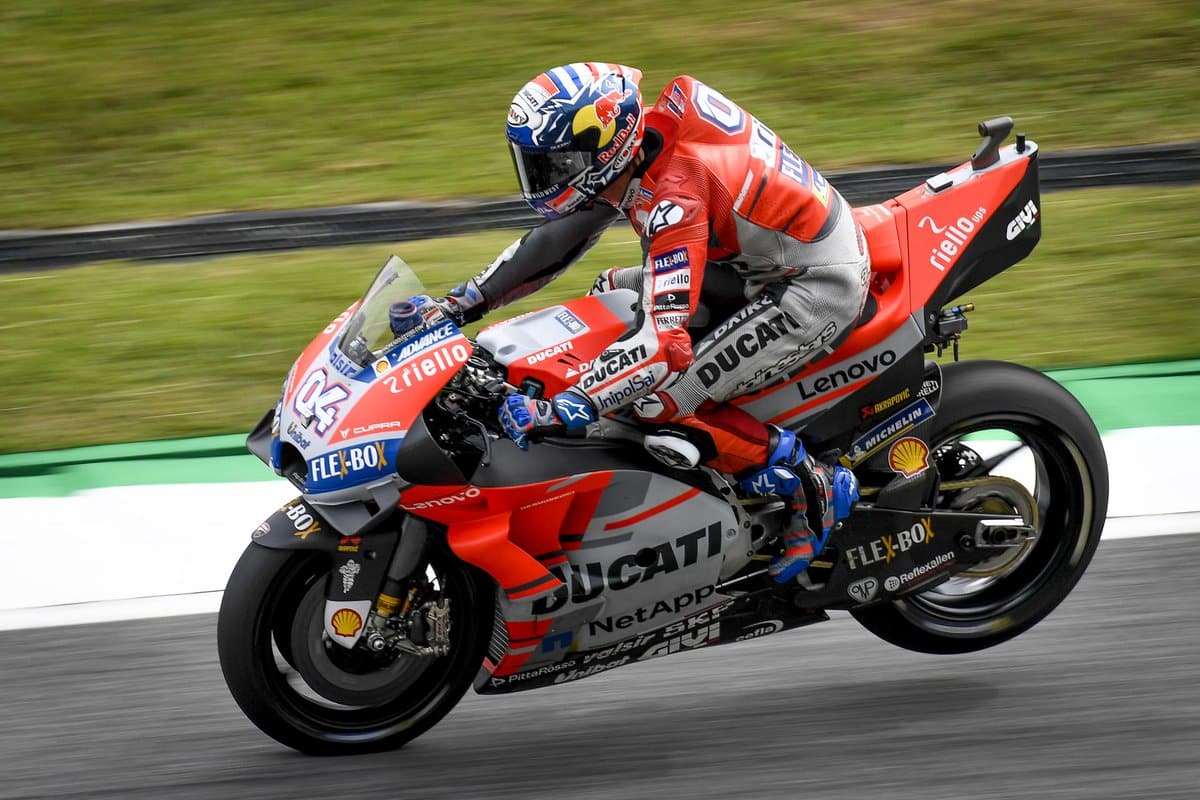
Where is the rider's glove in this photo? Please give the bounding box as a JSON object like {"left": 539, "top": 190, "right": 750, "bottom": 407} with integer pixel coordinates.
{"left": 433, "top": 279, "right": 486, "bottom": 326}
{"left": 551, "top": 389, "right": 598, "bottom": 429}
{"left": 498, "top": 395, "right": 558, "bottom": 450}
{"left": 498, "top": 389, "right": 597, "bottom": 450}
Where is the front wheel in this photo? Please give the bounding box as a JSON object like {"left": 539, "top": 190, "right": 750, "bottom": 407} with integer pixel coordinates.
{"left": 850, "top": 360, "right": 1108, "bottom": 654}
{"left": 217, "top": 538, "right": 494, "bottom": 754}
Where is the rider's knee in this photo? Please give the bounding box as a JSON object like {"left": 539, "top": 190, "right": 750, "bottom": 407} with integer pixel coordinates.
{"left": 632, "top": 391, "right": 679, "bottom": 423}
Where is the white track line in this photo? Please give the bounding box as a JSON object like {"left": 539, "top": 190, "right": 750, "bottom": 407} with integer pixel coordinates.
{"left": 0, "top": 592, "right": 222, "bottom": 632}
{"left": 1, "top": 427, "right": 1196, "bottom": 632}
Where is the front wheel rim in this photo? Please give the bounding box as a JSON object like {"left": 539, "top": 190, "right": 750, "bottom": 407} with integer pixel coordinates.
{"left": 249, "top": 549, "right": 480, "bottom": 745}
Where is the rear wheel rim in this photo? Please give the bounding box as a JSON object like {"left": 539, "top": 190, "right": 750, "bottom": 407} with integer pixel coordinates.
{"left": 894, "top": 413, "right": 1096, "bottom": 632}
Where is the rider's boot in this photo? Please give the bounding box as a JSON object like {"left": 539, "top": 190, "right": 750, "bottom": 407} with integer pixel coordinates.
{"left": 739, "top": 427, "right": 860, "bottom": 583}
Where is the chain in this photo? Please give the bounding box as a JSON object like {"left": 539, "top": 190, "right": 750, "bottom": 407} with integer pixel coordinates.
{"left": 858, "top": 474, "right": 1033, "bottom": 499}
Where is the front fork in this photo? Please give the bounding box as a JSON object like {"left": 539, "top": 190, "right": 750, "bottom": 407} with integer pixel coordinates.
{"left": 324, "top": 515, "right": 452, "bottom": 656}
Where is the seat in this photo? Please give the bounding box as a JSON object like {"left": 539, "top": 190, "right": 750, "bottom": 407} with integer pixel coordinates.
{"left": 853, "top": 204, "right": 904, "bottom": 294}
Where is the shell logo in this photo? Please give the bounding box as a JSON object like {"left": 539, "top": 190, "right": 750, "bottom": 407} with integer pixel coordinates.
{"left": 888, "top": 437, "right": 930, "bottom": 478}
{"left": 330, "top": 608, "right": 363, "bottom": 637}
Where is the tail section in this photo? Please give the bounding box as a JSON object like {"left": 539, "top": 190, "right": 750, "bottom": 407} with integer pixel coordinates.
{"left": 735, "top": 118, "right": 1040, "bottom": 430}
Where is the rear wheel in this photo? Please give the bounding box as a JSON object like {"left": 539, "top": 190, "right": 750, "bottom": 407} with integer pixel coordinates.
{"left": 217, "top": 539, "right": 493, "bottom": 754}
{"left": 850, "top": 360, "right": 1108, "bottom": 654}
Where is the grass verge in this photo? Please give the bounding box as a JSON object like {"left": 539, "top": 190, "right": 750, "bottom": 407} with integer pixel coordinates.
{"left": 1, "top": 185, "right": 1197, "bottom": 454}
{"left": 1, "top": 0, "right": 1197, "bottom": 228}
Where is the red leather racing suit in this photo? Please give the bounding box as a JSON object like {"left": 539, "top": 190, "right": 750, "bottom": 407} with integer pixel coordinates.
{"left": 473, "top": 76, "right": 869, "bottom": 473}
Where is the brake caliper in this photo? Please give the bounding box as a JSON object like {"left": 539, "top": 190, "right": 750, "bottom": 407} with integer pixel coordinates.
{"left": 363, "top": 595, "right": 451, "bottom": 657}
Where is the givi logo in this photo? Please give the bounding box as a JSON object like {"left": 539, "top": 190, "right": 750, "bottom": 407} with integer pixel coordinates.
{"left": 1006, "top": 199, "right": 1039, "bottom": 240}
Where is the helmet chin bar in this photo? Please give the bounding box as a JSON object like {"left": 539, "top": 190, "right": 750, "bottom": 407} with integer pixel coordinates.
{"left": 611, "top": 147, "right": 648, "bottom": 211}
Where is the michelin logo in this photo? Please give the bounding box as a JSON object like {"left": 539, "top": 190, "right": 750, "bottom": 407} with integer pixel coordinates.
{"left": 847, "top": 399, "right": 935, "bottom": 464}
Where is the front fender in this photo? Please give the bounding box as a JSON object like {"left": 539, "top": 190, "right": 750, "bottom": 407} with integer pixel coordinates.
{"left": 250, "top": 498, "right": 411, "bottom": 650}
{"left": 252, "top": 494, "right": 412, "bottom": 549}
{"left": 251, "top": 497, "right": 353, "bottom": 550}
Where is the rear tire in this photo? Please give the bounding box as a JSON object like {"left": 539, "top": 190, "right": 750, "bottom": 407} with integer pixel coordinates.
{"left": 850, "top": 360, "right": 1108, "bottom": 654}
{"left": 217, "top": 540, "right": 493, "bottom": 754}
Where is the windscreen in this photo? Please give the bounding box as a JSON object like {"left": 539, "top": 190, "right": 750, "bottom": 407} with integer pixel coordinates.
{"left": 337, "top": 255, "right": 432, "bottom": 366}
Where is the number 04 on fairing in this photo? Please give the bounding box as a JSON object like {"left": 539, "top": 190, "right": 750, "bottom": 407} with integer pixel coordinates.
{"left": 217, "top": 117, "right": 1107, "bottom": 755}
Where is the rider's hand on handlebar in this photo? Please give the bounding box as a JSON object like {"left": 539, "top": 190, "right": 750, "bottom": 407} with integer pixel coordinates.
{"left": 498, "top": 390, "right": 597, "bottom": 450}
{"left": 433, "top": 279, "right": 486, "bottom": 326}
{"left": 499, "top": 395, "right": 555, "bottom": 450}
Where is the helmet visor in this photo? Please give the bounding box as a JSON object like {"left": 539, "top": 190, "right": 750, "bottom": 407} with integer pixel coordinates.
{"left": 510, "top": 144, "right": 591, "bottom": 199}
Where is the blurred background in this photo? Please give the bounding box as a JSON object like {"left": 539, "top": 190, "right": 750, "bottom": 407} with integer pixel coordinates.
{"left": 1, "top": 4, "right": 1199, "bottom": 797}
{"left": 1, "top": 0, "right": 1197, "bottom": 454}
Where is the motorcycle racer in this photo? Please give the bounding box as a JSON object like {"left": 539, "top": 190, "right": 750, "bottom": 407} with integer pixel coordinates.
{"left": 437, "top": 62, "right": 865, "bottom": 582}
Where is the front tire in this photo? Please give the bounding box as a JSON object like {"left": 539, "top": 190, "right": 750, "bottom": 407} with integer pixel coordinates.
{"left": 850, "top": 360, "right": 1108, "bottom": 654}
{"left": 217, "top": 540, "right": 493, "bottom": 755}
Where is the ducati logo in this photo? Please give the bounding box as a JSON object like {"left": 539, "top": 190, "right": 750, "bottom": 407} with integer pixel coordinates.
{"left": 531, "top": 522, "right": 723, "bottom": 613}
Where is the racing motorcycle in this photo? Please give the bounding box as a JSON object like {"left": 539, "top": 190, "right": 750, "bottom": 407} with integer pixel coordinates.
{"left": 218, "top": 117, "right": 1108, "bottom": 754}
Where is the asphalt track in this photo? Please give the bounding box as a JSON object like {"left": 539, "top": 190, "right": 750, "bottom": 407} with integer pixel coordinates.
{"left": 2, "top": 533, "right": 1197, "bottom": 800}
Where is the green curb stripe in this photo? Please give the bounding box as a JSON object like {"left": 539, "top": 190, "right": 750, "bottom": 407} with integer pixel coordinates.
{"left": 1055, "top": 377, "right": 1200, "bottom": 431}
{"left": 0, "top": 455, "right": 277, "bottom": 500}
{"left": 0, "top": 432, "right": 278, "bottom": 499}
{"left": 0, "top": 433, "right": 250, "bottom": 471}
{"left": 1046, "top": 359, "right": 1200, "bottom": 432}
{"left": 1, "top": 359, "right": 1197, "bottom": 497}
{"left": 1046, "top": 359, "right": 1200, "bottom": 383}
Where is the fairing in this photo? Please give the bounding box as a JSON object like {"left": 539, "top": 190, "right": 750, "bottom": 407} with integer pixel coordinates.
{"left": 413, "top": 469, "right": 748, "bottom": 682}
{"left": 261, "top": 256, "right": 472, "bottom": 505}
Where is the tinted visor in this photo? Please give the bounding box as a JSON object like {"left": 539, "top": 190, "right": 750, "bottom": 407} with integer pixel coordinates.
{"left": 511, "top": 144, "right": 591, "bottom": 198}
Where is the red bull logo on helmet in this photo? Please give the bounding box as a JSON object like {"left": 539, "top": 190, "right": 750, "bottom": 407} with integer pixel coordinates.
{"left": 572, "top": 87, "right": 631, "bottom": 149}
{"left": 595, "top": 87, "right": 630, "bottom": 127}
{"left": 597, "top": 113, "right": 638, "bottom": 164}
